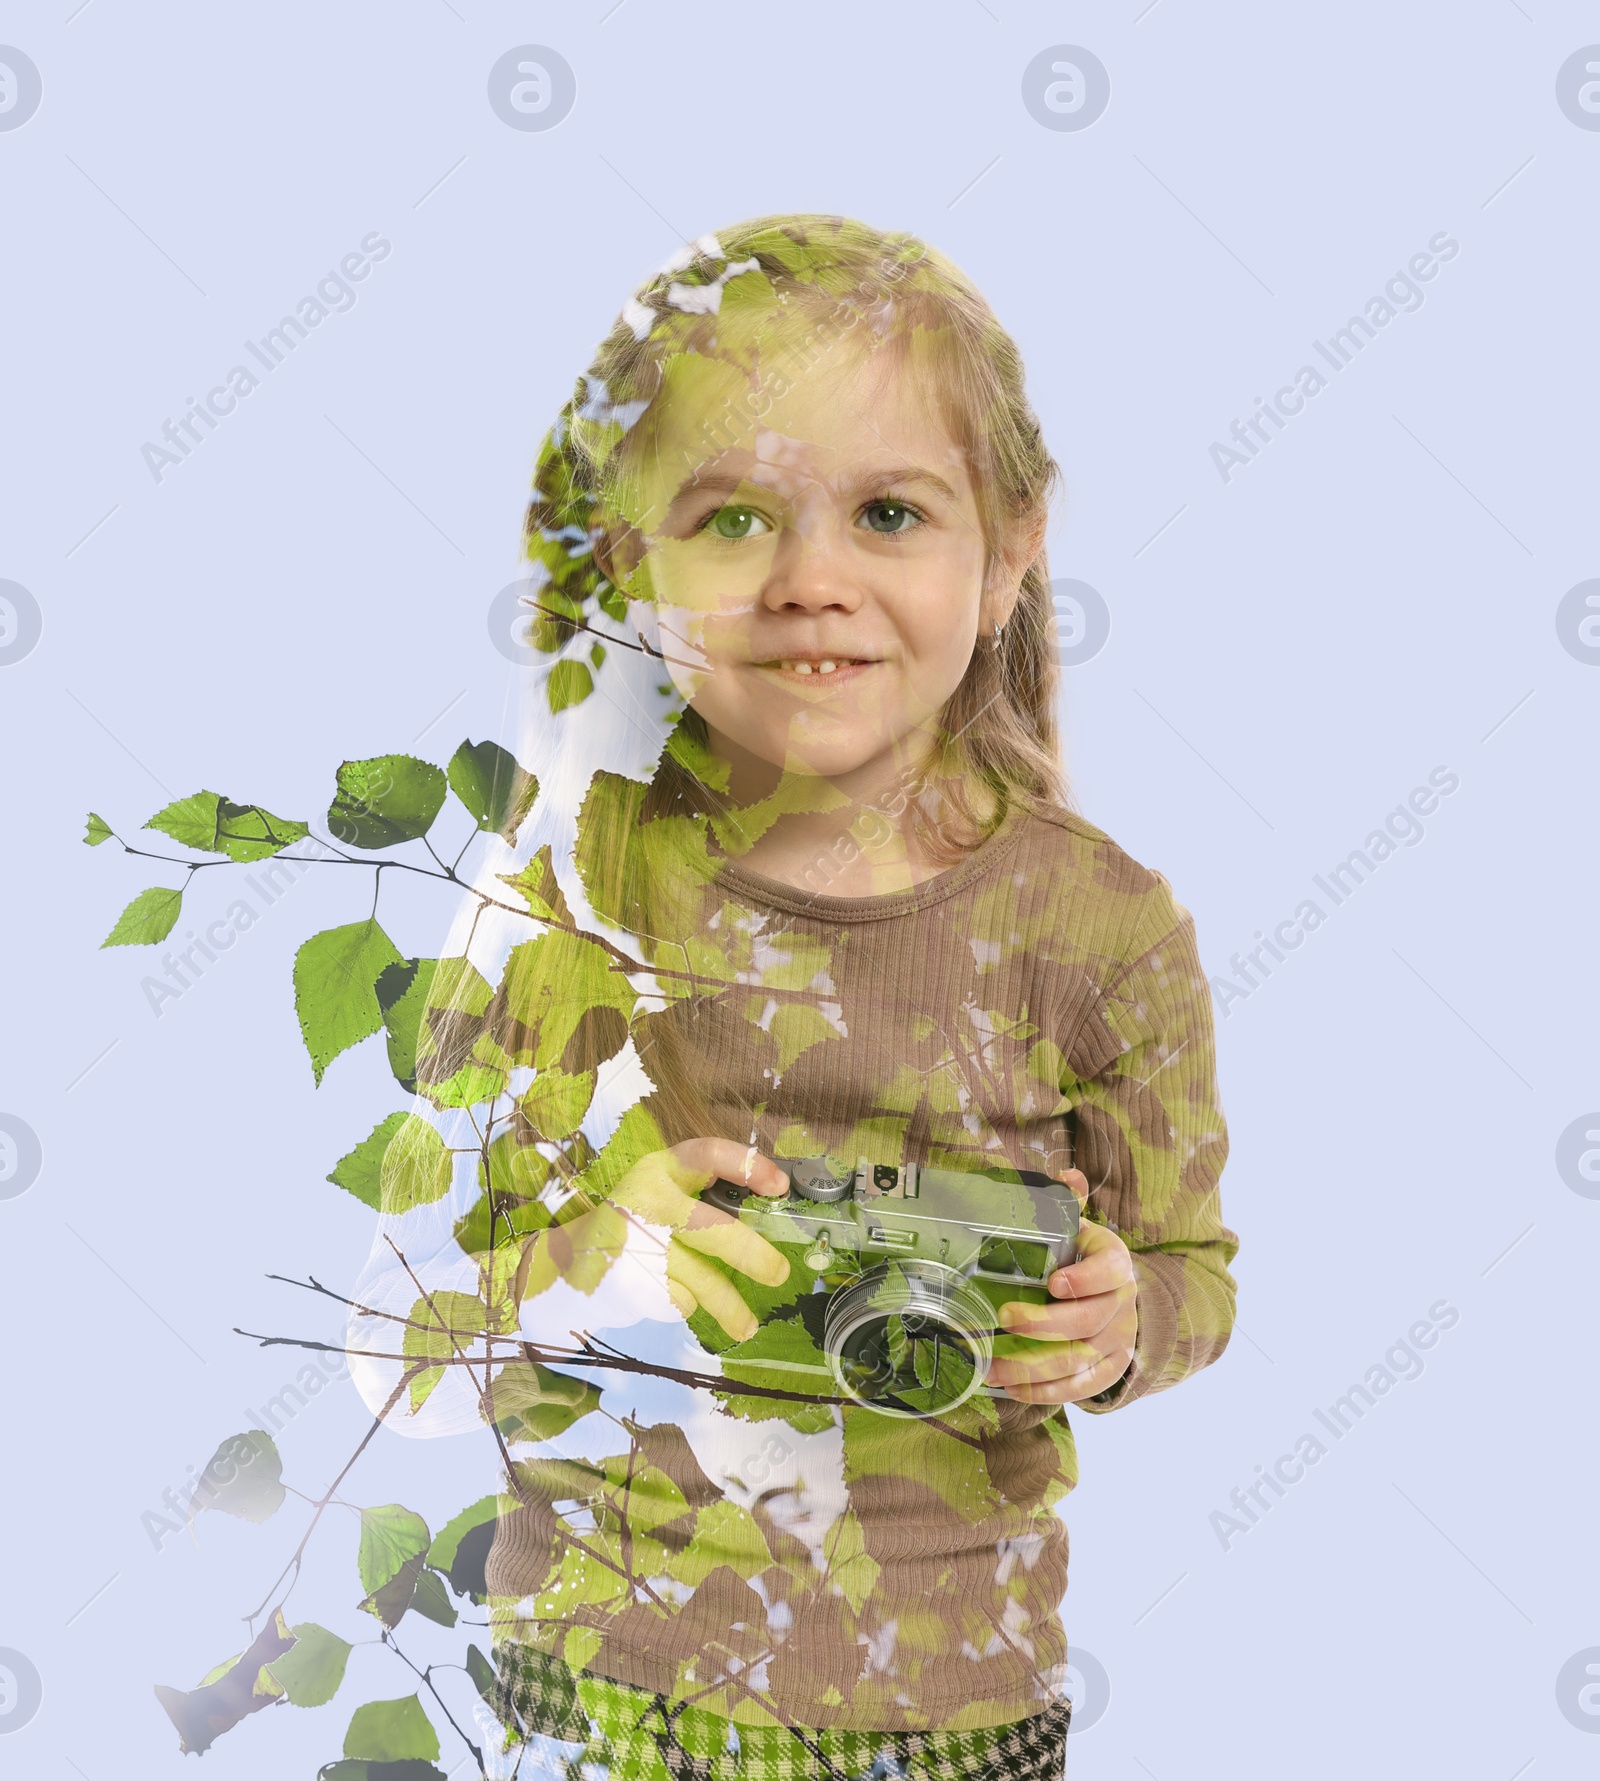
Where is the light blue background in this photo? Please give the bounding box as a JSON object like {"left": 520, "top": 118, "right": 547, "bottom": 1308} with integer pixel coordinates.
{"left": 1, "top": 2, "right": 1595, "bottom": 1776}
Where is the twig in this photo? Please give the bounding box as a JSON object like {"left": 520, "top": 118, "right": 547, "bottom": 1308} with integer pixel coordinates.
{"left": 242, "top": 1365, "right": 426, "bottom": 1625}
{"left": 383, "top": 1629, "right": 487, "bottom": 1778}
{"left": 236, "top": 1321, "right": 982, "bottom": 1445}
{"left": 523, "top": 597, "right": 702, "bottom": 675}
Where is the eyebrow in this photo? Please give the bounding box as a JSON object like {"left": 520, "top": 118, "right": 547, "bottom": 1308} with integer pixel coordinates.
{"left": 667, "top": 461, "right": 961, "bottom": 507}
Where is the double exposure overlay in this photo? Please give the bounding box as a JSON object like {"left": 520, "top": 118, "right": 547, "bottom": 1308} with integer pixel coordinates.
{"left": 333, "top": 215, "right": 1239, "bottom": 1778}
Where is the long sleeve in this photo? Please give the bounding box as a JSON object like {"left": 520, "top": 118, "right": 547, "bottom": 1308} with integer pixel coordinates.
{"left": 1062, "top": 875, "right": 1237, "bottom": 1413}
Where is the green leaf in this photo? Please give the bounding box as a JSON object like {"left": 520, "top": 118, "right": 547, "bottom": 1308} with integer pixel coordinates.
{"left": 145, "top": 790, "right": 310, "bottom": 862}
{"left": 573, "top": 770, "right": 719, "bottom": 939}
{"left": 516, "top": 1068, "right": 594, "bottom": 1142}
{"left": 374, "top": 958, "right": 436, "bottom": 1091}
{"left": 357, "top": 1505, "right": 430, "bottom": 1628}
{"left": 664, "top": 1498, "right": 773, "bottom": 1588}
{"left": 427, "top": 1496, "right": 500, "bottom": 1578}
{"left": 497, "top": 845, "right": 572, "bottom": 925}
{"left": 154, "top": 1611, "right": 295, "bottom": 1756}
{"left": 145, "top": 792, "right": 224, "bottom": 853}
{"left": 842, "top": 1407, "right": 998, "bottom": 1523}
{"left": 447, "top": 739, "right": 539, "bottom": 843}
{"left": 343, "top": 1694, "right": 440, "bottom": 1763}
{"left": 665, "top": 719, "right": 732, "bottom": 793}
{"left": 480, "top": 1129, "right": 552, "bottom": 1200}
{"left": 486, "top": 1362, "right": 599, "bottom": 1444}
{"left": 418, "top": 1054, "right": 506, "bottom": 1111}
{"left": 824, "top": 1508, "right": 881, "bottom": 1613}
{"left": 502, "top": 1388, "right": 600, "bottom": 1445}
{"left": 686, "top": 1259, "right": 810, "bottom": 1371}
{"left": 101, "top": 885, "right": 183, "bottom": 948}
{"left": 464, "top": 1644, "right": 497, "bottom": 1706}
{"left": 425, "top": 1496, "right": 505, "bottom": 1607}
{"left": 188, "top": 1430, "right": 285, "bottom": 1529}
{"left": 401, "top": 1289, "right": 500, "bottom": 1413}
{"left": 453, "top": 1189, "right": 549, "bottom": 1257}
{"left": 380, "top": 956, "right": 495, "bottom": 1097}
{"left": 266, "top": 1622, "right": 352, "bottom": 1708}
{"left": 293, "top": 920, "right": 406, "bottom": 1085}
{"left": 408, "top": 1566, "right": 458, "bottom": 1627}
{"left": 327, "top": 756, "right": 448, "bottom": 850}
{"left": 84, "top": 811, "right": 113, "bottom": 846}
{"left": 358, "top": 1558, "right": 423, "bottom": 1628}
{"left": 327, "top": 1111, "right": 410, "bottom": 1210}
{"left": 378, "top": 1115, "right": 454, "bottom": 1214}
{"left": 425, "top": 957, "right": 497, "bottom": 1020}
{"left": 213, "top": 799, "right": 310, "bottom": 860}
{"left": 495, "top": 928, "right": 637, "bottom": 1071}
{"left": 546, "top": 659, "right": 594, "bottom": 713}
{"left": 719, "top": 1316, "right": 831, "bottom": 1410}
{"left": 358, "top": 1505, "right": 431, "bottom": 1596}
{"left": 767, "top": 1002, "right": 841, "bottom": 1075}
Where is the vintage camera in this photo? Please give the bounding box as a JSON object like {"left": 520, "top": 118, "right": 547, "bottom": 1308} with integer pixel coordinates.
{"left": 704, "top": 1157, "right": 1079, "bottom": 1419}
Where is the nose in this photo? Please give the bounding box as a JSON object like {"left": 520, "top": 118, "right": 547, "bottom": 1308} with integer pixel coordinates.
{"left": 759, "top": 509, "right": 863, "bottom": 617}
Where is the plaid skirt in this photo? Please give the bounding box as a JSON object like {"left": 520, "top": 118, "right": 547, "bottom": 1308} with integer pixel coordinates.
{"left": 492, "top": 1643, "right": 1071, "bottom": 1781}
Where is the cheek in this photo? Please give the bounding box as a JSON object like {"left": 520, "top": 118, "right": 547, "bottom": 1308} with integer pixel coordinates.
{"left": 891, "top": 563, "right": 983, "bottom": 699}
{"left": 647, "top": 537, "right": 775, "bottom": 619}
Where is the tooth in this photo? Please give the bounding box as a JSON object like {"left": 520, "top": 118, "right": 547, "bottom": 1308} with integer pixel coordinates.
{"left": 819, "top": 660, "right": 837, "bottom": 674}
{"left": 793, "top": 662, "right": 813, "bottom": 675}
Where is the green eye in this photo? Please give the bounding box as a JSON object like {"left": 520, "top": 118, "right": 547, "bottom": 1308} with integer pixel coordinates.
{"left": 706, "top": 505, "right": 767, "bottom": 540}
{"left": 861, "top": 499, "right": 919, "bottom": 535}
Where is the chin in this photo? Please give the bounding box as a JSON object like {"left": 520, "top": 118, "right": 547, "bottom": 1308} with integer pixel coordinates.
{"left": 779, "top": 744, "right": 894, "bottom": 782}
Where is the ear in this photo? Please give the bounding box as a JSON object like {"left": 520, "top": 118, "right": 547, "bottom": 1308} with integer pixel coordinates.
{"left": 984, "top": 509, "right": 1048, "bottom": 629}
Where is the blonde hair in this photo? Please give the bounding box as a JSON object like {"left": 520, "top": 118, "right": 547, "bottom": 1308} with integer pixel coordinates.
{"left": 527, "top": 212, "right": 1072, "bottom": 858}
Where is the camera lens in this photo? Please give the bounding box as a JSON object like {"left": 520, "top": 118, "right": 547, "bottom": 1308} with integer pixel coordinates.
{"left": 823, "top": 1262, "right": 994, "bottom": 1419}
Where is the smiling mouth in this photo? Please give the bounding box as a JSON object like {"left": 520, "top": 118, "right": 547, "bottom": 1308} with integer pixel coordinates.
{"left": 759, "top": 658, "right": 877, "bottom": 679}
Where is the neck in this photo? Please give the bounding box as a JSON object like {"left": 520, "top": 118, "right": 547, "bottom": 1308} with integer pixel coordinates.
{"left": 699, "top": 724, "right": 992, "bottom": 893}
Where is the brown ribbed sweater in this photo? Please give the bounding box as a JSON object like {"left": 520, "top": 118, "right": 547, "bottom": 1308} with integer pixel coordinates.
{"left": 487, "top": 802, "right": 1237, "bottom": 1733}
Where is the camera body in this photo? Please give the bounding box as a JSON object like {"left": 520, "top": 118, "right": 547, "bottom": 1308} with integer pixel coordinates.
{"left": 705, "top": 1157, "right": 1079, "bottom": 1418}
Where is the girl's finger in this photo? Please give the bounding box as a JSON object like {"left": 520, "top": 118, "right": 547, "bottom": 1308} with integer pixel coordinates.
{"left": 998, "top": 1283, "right": 1130, "bottom": 1341}
{"left": 1047, "top": 1220, "right": 1136, "bottom": 1300}
{"left": 1054, "top": 1167, "right": 1091, "bottom": 1210}
{"left": 673, "top": 1219, "right": 791, "bottom": 1286}
{"left": 666, "top": 1243, "right": 759, "bottom": 1341}
{"left": 611, "top": 1156, "right": 693, "bottom": 1226}
{"left": 1002, "top": 1345, "right": 1134, "bottom": 1405}
{"left": 667, "top": 1138, "right": 789, "bottom": 1198}
{"left": 985, "top": 1336, "right": 1099, "bottom": 1387}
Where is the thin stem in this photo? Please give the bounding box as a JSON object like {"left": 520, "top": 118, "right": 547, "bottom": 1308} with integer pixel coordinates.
{"left": 236, "top": 1320, "right": 980, "bottom": 1441}
{"left": 383, "top": 1629, "right": 487, "bottom": 1778}
{"left": 242, "top": 1365, "right": 424, "bottom": 1626}
{"left": 524, "top": 598, "right": 703, "bottom": 675}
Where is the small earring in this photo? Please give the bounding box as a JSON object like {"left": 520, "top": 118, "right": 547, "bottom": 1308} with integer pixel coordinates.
{"left": 992, "top": 620, "right": 1004, "bottom": 650}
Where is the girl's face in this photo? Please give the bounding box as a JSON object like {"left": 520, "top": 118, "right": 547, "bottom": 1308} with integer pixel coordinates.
{"left": 612, "top": 328, "right": 1021, "bottom": 792}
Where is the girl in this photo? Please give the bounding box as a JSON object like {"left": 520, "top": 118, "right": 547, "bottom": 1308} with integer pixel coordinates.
{"left": 357, "top": 214, "right": 1236, "bottom": 1781}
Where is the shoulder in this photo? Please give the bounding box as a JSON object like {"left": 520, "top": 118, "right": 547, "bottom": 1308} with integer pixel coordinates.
{"left": 1010, "top": 803, "right": 1190, "bottom": 961}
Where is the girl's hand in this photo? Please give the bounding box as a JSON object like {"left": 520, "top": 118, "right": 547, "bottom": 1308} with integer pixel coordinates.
{"left": 985, "top": 1169, "right": 1139, "bottom": 1405}
{"left": 618, "top": 1139, "right": 792, "bottom": 1341}
{"left": 535, "top": 1138, "right": 792, "bottom": 1343}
